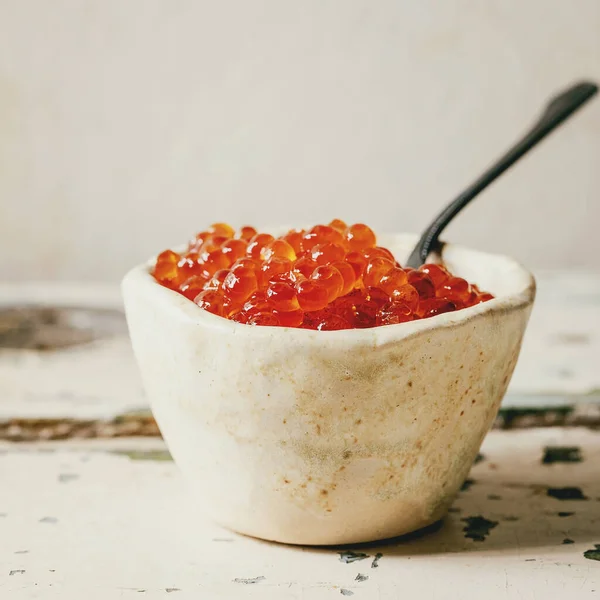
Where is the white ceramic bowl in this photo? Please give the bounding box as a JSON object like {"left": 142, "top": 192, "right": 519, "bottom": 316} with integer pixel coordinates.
{"left": 122, "top": 234, "right": 535, "bottom": 545}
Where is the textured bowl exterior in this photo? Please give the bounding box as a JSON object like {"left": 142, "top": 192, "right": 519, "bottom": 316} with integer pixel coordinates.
{"left": 122, "top": 234, "right": 535, "bottom": 545}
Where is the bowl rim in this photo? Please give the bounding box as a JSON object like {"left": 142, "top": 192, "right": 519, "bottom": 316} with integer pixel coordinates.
{"left": 122, "top": 233, "right": 536, "bottom": 346}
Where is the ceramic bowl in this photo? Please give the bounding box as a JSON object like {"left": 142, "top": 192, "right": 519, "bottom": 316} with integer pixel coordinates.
{"left": 122, "top": 234, "right": 535, "bottom": 545}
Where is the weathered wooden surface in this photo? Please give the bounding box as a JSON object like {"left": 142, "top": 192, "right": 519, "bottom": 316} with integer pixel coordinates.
{"left": 1, "top": 429, "right": 600, "bottom": 599}
{"left": 1, "top": 275, "right": 599, "bottom": 597}
{"left": 1, "top": 273, "right": 600, "bottom": 425}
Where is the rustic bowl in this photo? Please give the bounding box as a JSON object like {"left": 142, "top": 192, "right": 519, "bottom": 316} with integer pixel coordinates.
{"left": 122, "top": 234, "right": 535, "bottom": 545}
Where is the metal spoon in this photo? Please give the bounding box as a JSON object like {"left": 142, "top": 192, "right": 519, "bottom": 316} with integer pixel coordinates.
{"left": 405, "top": 81, "right": 598, "bottom": 269}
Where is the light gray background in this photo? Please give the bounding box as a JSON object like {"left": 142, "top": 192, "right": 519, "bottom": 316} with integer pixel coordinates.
{"left": 1, "top": 0, "right": 599, "bottom": 281}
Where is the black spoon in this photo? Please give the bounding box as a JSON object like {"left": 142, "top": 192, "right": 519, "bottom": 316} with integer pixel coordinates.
{"left": 406, "top": 81, "right": 598, "bottom": 269}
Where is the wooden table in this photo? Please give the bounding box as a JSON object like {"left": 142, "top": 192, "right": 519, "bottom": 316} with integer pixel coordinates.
{"left": 1, "top": 273, "right": 600, "bottom": 599}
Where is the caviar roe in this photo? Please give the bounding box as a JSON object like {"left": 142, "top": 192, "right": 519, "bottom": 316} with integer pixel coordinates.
{"left": 152, "top": 222, "right": 495, "bottom": 329}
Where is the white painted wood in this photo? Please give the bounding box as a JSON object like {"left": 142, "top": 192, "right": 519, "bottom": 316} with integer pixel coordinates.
{"left": 512, "top": 270, "right": 600, "bottom": 397}
{"left": 1, "top": 428, "right": 600, "bottom": 598}
{"left": 1, "top": 276, "right": 599, "bottom": 596}
{"left": 2, "top": 272, "right": 599, "bottom": 420}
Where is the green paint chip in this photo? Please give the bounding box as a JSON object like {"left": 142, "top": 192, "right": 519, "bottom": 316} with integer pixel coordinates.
{"left": 542, "top": 446, "right": 582, "bottom": 464}
{"left": 111, "top": 450, "right": 173, "bottom": 462}
{"left": 584, "top": 544, "right": 600, "bottom": 561}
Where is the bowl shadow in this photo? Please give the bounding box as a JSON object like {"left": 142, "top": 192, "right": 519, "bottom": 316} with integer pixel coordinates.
{"left": 315, "top": 448, "right": 600, "bottom": 558}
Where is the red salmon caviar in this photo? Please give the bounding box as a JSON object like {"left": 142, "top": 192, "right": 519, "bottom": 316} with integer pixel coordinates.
{"left": 438, "top": 277, "right": 470, "bottom": 305}
{"left": 393, "top": 284, "right": 420, "bottom": 312}
{"left": 353, "top": 297, "right": 379, "bottom": 328}
{"left": 283, "top": 230, "right": 304, "bottom": 253}
{"left": 194, "top": 289, "right": 225, "bottom": 316}
{"left": 311, "top": 243, "right": 346, "bottom": 265}
{"left": 363, "top": 246, "right": 396, "bottom": 263}
{"left": 154, "top": 250, "right": 181, "bottom": 286}
{"left": 328, "top": 218, "right": 348, "bottom": 232}
{"left": 223, "top": 266, "right": 258, "bottom": 303}
{"left": 202, "top": 235, "right": 228, "bottom": 253}
{"left": 345, "top": 251, "right": 368, "bottom": 281}
{"left": 296, "top": 280, "right": 329, "bottom": 311}
{"left": 311, "top": 265, "right": 344, "bottom": 302}
{"left": 259, "top": 257, "right": 292, "bottom": 286}
{"left": 239, "top": 226, "right": 258, "bottom": 241}
{"left": 179, "top": 275, "right": 207, "bottom": 301}
{"left": 152, "top": 221, "right": 494, "bottom": 329}
{"left": 419, "top": 263, "right": 450, "bottom": 287}
{"left": 241, "top": 292, "right": 269, "bottom": 316}
{"left": 407, "top": 270, "right": 436, "bottom": 299}
{"left": 232, "top": 257, "right": 260, "bottom": 271}
{"left": 301, "top": 225, "right": 346, "bottom": 253}
{"left": 266, "top": 281, "right": 300, "bottom": 311}
{"left": 378, "top": 267, "right": 408, "bottom": 297}
{"left": 293, "top": 256, "right": 318, "bottom": 279}
{"left": 200, "top": 249, "right": 229, "bottom": 274}
{"left": 176, "top": 253, "right": 204, "bottom": 282}
{"left": 363, "top": 257, "right": 394, "bottom": 288}
{"left": 247, "top": 312, "right": 280, "bottom": 326}
{"left": 221, "top": 239, "right": 247, "bottom": 262}
{"left": 418, "top": 298, "right": 456, "bottom": 318}
{"left": 331, "top": 261, "right": 356, "bottom": 295}
{"left": 346, "top": 223, "right": 376, "bottom": 251}
{"left": 188, "top": 232, "right": 208, "bottom": 252}
{"left": 261, "top": 239, "right": 297, "bottom": 261}
{"left": 206, "top": 269, "right": 228, "bottom": 291}
{"left": 365, "top": 287, "right": 389, "bottom": 307}
{"left": 317, "top": 314, "right": 352, "bottom": 331}
{"left": 269, "top": 270, "right": 303, "bottom": 286}
{"left": 247, "top": 233, "right": 275, "bottom": 259}
{"left": 477, "top": 292, "right": 494, "bottom": 303}
{"left": 377, "top": 301, "right": 413, "bottom": 326}
{"left": 208, "top": 223, "right": 235, "bottom": 238}
{"left": 274, "top": 308, "right": 304, "bottom": 328}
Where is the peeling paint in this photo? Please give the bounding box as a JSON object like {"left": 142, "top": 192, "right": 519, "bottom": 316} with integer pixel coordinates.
{"left": 339, "top": 551, "right": 369, "bottom": 564}
{"left": 547, "top": 487, "right": 587, "bottom": 500}
{"left": 0, "top": 306, "right": 126, "bottom": 351}
{"left": 584, "top": 545, "right": 600, "bottom": 561}
{"left": 2, "top": 400, "right": 600, "bottom": 443}
{"left": 371, "top": 553, "right": 383, "bottom": 568}
{"left": 111, "top": 449, "right": 172, "bottom": 462}
{"left": 542, "top": 447, "right": 582, "bottom": 464}
{"left": 462, "top": 516, "right": 498, "bottom": 541}
{"left": 551, "top": 333, "right": 590, "bottom": 345}
{"left": 460, "top": 479, "right": 475, "bottom": 491}
{"left": 233, "top": 576, "right": 265, "bottom": 584}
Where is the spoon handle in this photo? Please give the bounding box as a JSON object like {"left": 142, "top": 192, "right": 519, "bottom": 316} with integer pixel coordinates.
{"left": 406, "top": 81, "right": 598, "bottom": 269}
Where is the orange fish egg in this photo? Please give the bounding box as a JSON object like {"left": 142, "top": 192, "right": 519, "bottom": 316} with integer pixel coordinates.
{"left": 152, "top": 222, "right": 494, "bottom": 329}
